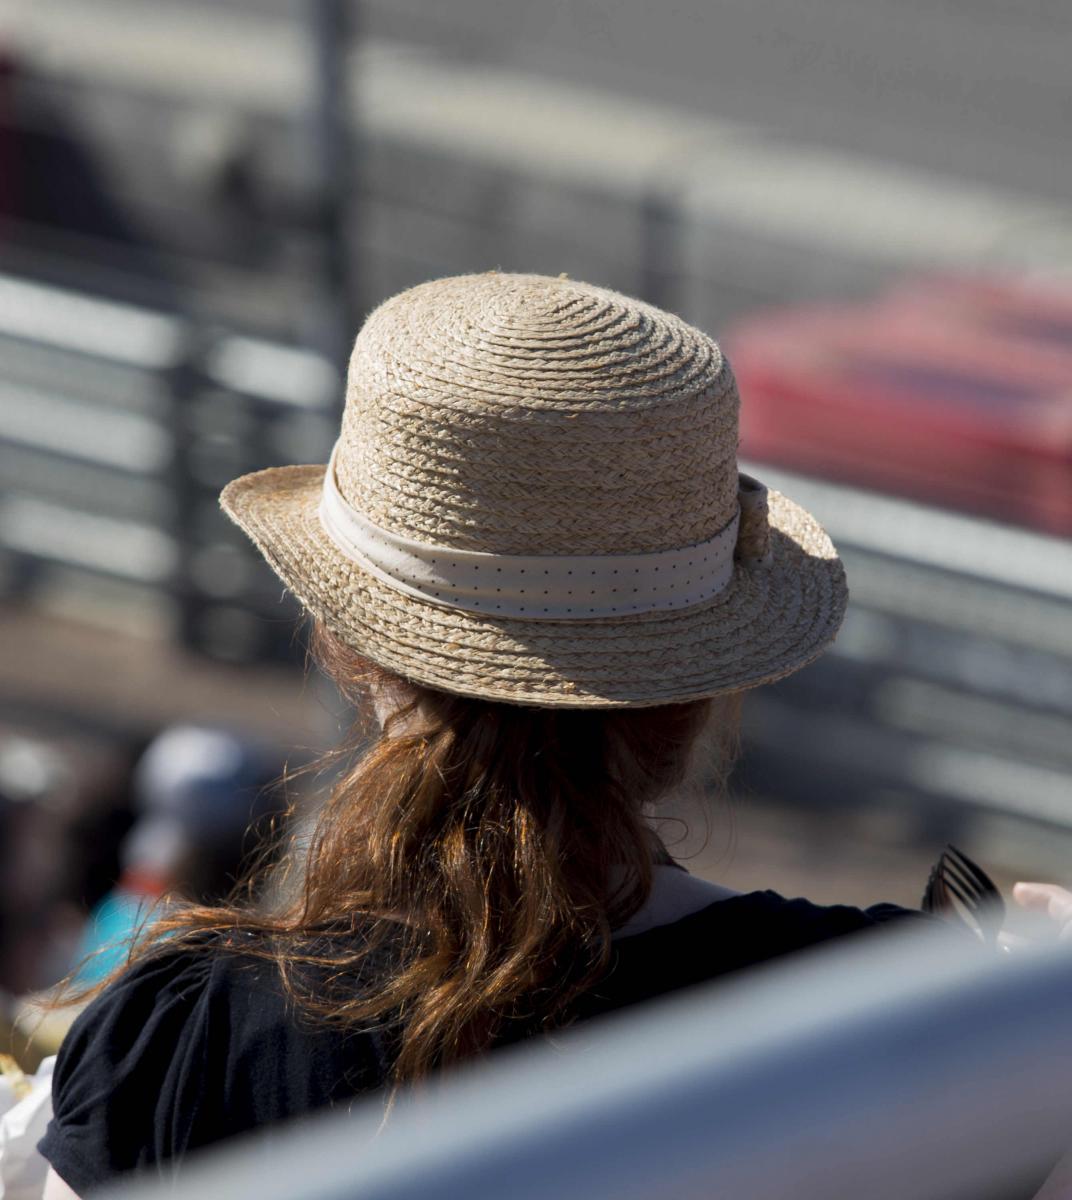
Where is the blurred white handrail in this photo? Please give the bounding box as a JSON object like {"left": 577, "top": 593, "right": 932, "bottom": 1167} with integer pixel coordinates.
{"left": 0, "top": 271, "right": 337, "bottom": 409}
{"left": 0, "top": 273, "right": 185, "bottom": 370}
{"left": 113, "top": 925, "right": 1072, "bottom": 1200}
{"left": 747, "top": 460, "right": 1072, "bottom": 605}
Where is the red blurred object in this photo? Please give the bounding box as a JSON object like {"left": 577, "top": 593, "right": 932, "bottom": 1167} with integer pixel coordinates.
{"left": 725, "top": 275, "right": 1072, "bottom": 535}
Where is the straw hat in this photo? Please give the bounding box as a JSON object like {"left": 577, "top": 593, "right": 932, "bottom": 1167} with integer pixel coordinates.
{"left": 221, "top": 272, "right": 846, "bottom": 707}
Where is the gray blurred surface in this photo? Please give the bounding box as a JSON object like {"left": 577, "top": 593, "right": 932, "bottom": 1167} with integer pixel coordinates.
{"left": 0, "top": 603, "right": 340, "bottom": 747}
{"left": 132, "top": 0, "right": 1072, "bottom": 202}
{"left": 3, "top": 0, "right": 1070, "bottom": 338}
{"left": 113, "top": 923, "right": 1072, "bottom": 1200}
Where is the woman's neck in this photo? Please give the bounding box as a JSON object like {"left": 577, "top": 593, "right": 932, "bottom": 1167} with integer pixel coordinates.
{"left": 611, "top": 865, "right": 738, "bottom": 939}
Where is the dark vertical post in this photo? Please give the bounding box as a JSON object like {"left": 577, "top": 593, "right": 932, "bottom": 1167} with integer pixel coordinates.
{"left": 639, "top": 185, "right": 679, "bottom": 314}
{"left": 163, "top": 325, "right": 207, "bottom": 653}
{"left": 308, "top": 0, "right": 355, "bottom": 381}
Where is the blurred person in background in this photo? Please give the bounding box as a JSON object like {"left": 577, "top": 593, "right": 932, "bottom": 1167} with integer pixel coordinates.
{"left": 33, "top": 274, "right": 1072, "bottom": 1199}
{"left": 0, "top": 735, "right": 134, "bottom": 1045}
{"left": 70, "top": 725, "right": 288, "bottom": 986}
{"left": 0, "top": 730, "right": 139, "bottom": 1112}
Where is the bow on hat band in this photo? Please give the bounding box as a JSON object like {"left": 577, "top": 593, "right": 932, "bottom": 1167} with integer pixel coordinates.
{"left": 736, "top": 473, "right": 773, "bottom": 567}
{"left": 317, "top": 446, "right": 772, "bottom": 621}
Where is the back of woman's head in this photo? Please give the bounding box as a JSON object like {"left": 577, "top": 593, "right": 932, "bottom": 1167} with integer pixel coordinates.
{"left": 56, "top": 273, "right": 844, "bottom": 1096}
{"left": 149, "top": 272, "right": 839, "bottom": 1084}
{"left": 295, "top": 624, "right": 739, "bottom": 1078}
{"left": 60, "top": 620, "right": 739, "bottom": 1086}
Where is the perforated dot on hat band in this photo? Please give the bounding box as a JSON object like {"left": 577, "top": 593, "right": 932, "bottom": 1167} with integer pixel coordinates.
{"left": 318, "top": 444, "right": 744, "bottom": 620}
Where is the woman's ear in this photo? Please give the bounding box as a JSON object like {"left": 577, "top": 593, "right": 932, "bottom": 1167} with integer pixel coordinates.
{"left": 367, "top": 677, "right": 422, "bottom": 736}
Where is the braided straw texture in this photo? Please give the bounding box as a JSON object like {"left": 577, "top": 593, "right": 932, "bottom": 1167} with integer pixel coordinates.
{"left": 222, "top": 273, "right": 847, "bottom": 707}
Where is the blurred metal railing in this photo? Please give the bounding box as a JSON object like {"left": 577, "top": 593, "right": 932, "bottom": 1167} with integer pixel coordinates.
{"left": 114, "top": 924, "right": 1072, "bottom": 1200}
{"left": 0, "top": 270, "right": 340, "bottom": 660}
{"left": 737, "top": 460, "right": 1072, "bottom": 839}
{"left": 2, "top": 266, "right": 1070, "bottom": 828}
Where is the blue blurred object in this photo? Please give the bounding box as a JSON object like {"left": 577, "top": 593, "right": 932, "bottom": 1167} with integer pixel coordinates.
{"left": 71, "top": 725, "right": 283, "bottom": 982}
{"left": 71, "top": 888, "right": 157, "bottom": 984}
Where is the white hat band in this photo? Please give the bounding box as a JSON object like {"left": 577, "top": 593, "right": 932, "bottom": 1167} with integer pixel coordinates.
{"left": 318, "top": 445, "right": 742, "bottom": 621}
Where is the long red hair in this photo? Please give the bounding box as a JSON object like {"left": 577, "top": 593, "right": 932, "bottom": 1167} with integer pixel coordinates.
{"left": 67, "top": 623, "right": 741, "bottom": 1083}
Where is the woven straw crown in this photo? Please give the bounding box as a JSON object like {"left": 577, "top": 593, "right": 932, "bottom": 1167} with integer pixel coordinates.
{"left": 337, "top": 272, "right": 738, "bottom": 557}
{"left": 221, "top": 272, "right": 847, "bottom": 707}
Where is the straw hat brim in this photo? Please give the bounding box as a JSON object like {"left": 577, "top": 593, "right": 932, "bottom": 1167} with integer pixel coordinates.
{"left": 221, "top": 465, "right": 847, "bottom": 708}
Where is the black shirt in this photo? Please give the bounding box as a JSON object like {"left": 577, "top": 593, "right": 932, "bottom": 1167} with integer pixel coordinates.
{"left": 39, "top": 890, "right": 926, "bottom": 1194}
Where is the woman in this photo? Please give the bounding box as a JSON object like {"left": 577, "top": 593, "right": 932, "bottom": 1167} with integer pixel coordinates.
{"left": 36, "top": 272, "right": 1056, "bottom": 1197}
